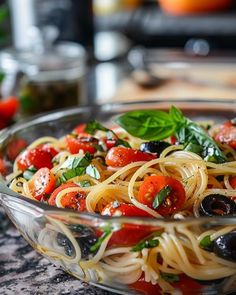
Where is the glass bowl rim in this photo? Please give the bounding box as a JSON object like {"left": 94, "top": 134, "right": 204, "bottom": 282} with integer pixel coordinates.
{"left": 0, "top": 99, "right": 236, "bottom": 225}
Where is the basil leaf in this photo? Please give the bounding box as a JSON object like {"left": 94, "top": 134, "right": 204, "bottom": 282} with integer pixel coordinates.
{"left": 176, "top": 121, "right": 227, "bottom": 163}
{"left": 90, "top": 227, "right": 112, "bottom": 253}
{"left": 60, "top": 153, "right": 92, "bottom": 169}
{"left": 86, "top": 165, "right": 100, "bottom": 180}
{"left": 116, "top": 110, "right": 177, "bottom": 141}
{"left": 169, "top": 106, "right": 186, "bottom": 124}
{"left": 152, "top": 185, "right": 172, "bottom": 209}
{"left": 23, "top": 166, "right": 37, "bottom": 180}
{"left": 199, "top": 235, "right": 213, "bottom": 251}
{"left": 85, "top": 120, "right": 109, "bottom": 134}
{"left": 59, "top": 167, "right": 86, "bottom": 183}
{"left": 184, "top": 142, "right": 203, "bottom": 155}
{"left": 161, "top": 272, "right": 180, "bottom": 283}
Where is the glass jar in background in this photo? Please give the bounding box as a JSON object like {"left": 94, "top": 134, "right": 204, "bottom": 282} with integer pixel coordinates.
{"left": 0, "top": 42, "right": 86, "bottom": 117}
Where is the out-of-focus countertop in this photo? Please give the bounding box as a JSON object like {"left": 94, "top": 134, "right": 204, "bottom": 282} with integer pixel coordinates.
{"left": 0, "top": 211, "right": 117, "bottom": 295}
{"left": 103, "top": 62, "right": 236, "bottom": 103}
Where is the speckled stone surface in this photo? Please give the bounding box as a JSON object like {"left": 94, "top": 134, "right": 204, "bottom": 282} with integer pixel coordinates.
{"left": 0, "top": 210, "right": 117, "bottom": 295}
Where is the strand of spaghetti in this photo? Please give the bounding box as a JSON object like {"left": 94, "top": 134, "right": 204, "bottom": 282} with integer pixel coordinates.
{"left": 46, "top": 216, "right": 82, "bottom": 263}
{"left": 27, "top": 136, "right": 60, "bottom": 149}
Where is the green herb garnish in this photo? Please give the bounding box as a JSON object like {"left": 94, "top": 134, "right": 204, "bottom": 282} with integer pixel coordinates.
{"left": 90, "top": 226, "right": 112, "bottom": 253}
{"left": 152, "top": 185, "right": 172, "bottom": 209}
{"left": 131, "top": 232, "right": 162, "bottom": 252}
{"left": 77, "top": 180, "right": 92, "bottom": 187}
{"left": 199, "top": 235, "right": 213, "bottom": 251}
{"left": 57, "top": 153, "right": 93, "bottom": 185}
{"left": 86, "top": 164, "right": 100, "bottom": 180}
{"left": 161, "top": 272, "right": 180, "bottom": 283}
{"left": 85, "top": 120, "right": 130, "bottom": 148}
{"left": 116, "top": 106, "right": 227, "bottom": 163}
{"left": 23, "top": 166, "right": 37, "bottom": 180}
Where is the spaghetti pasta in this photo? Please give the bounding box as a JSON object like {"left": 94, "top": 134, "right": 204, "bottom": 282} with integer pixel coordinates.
{"left": 5, "top": 108, "right": 236, "bottom": 294}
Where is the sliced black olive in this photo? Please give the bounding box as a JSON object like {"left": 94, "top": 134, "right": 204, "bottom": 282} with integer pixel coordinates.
{"left": 57, "top": 233, "right": 75, "bottom": 257}
{"left": 199, "top": 194, "right": 236, "bottom": 217}
{"left": 76, "top": 234, "right": 98, "bottom": 258}
{"left": 140, "top": 141, "right": 171, "bottom": 154}
{"left": 213, "top": 232, "right": 236, "bottom": 262}
{"left": 195, "top": 278, "right": 225, "bottom": 286}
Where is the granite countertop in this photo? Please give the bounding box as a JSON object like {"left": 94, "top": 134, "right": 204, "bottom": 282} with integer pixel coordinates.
{"left": 0, "top": 210, "right": 118, "bottom": 295}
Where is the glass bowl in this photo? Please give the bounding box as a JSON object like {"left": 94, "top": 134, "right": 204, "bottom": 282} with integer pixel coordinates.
{"left": 0, "top": 100, "right": 236, "bottom": 295}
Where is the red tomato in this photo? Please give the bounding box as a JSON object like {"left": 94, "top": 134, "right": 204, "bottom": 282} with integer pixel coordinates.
{"left": 39, "top": 144, "right": 59, "bottom": 158}
{"left": 0, "top": 97, "right": 19, "bottom": 121}
{"left": 66, "top": 135, "right": 97, "bottom": 154}
{"left": 28, "top": 168, "right": 56, "bottom": 201}
{"left": 172, "top": 274, "right": 203, "bottom": 295}
{"left": 6, "top": 138, "right": 27, "bottom": 161}
{"left": 0, "top": 158, "right": 7, "bottom": 176}
{"left": 102, "top": 202, "right": 154, "bottom": 247}
{"left": 229, "top": 176, "right": 236, "bottom": 189}
{"left": 138, "top": 175, "right": 186, "bottom": 216}
{"left": 129, "top": 276, "right": 161, "bottom": 295}
{"left": 17, "top": 147, "right": 54, "bottom": 171}
{"left": 73, "top": 123, "right": 87, "bottom": 135}
{"left": 61, "top": 190, "right": 86, "bottom": 211}
{"left": 48, "top": 183, "right": 78, "bottom": 206}
{"left": 215, "top": 121, "right": 236, "bottom": 149}
{"left": 103, "top": 138, "right": 116, "bottom": 150}
{"left": 129, "top": 274, "right": 203, "bottom": 295}
{"left": 105, "top": 147, "right": 157, "bottom": 167}
{"left": 48, "top": 183, "right": 86, "bottom": 211}
{"left": 102, "top": 202, "right": 152, "bottom": 217}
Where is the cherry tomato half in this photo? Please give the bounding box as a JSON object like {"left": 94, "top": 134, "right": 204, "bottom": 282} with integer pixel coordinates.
{"left": 105, "top": 147, "right": 157, "bottom": 167}
{"left": 102, "top": 202, "right": 152, "bottom": 217}
{"left": 215, "top": 121, "right": 236, "bottom": 149}
{"left": 0, "top": 97, "right": 19, "bottom": 121}
{"left": 0, "top": 158, "right": 7, "bottom": 176}
{"left": 102, "top": 202, "right": 154, "bottom": 247}
{"left": 129, "top": 274, "right": 203, "bottom": 295}
{"left": 229, "top": 176, "right": 236, "bottom": 189}
{"left": 17, "top": 147, "right": 54, "bottom": 171}
{"left": 66, "top": 135, "right": 97, "bottom": 154}
{"left": 28, "top": 167, "right": 56, "bottom": 201}
{"left": 48, "top": 183, "right": 78, "bottom": 206}
{"left": 48, "top": 183, "right": 86, "bottom": 211}
{"left": 138, "top": 175, "right": 186, "bottom": 216}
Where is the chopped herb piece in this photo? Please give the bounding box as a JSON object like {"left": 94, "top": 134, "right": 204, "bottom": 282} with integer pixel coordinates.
{"left": 86, "top": 165, "right": 100, "bottom": 180}
{"left": 131, "top": 232, "right": 161, "bottom": 252}
{"left": 90, "top": 227, "right": 112, "bottom": 253}
{"left": 161, "top": 272, "right": 180, "bottom": 283}
{"left": 199, "top": 235, "right": 213, "bottom": 251}
{"left": 60, "top": 153, "right": 92, "bottom": 169}
{"left": 152, "top": 185, "right": 172, "bottom": 209}
{"left": 23, "top": 166, "right": 37, "bottom": 180}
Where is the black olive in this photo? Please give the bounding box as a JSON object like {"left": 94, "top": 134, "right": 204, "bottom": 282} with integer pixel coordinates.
{"left": 57, "top": 233, "right": 75, "bottom": 257}
{"left": 213, "top": 232, "right": 236, "bottom": 262}
{"left": 199, "top": 194, "right": 236, "bottom": 217}
{"left": 140, "top": 141, "right": 171, "bottom": 154}
{"left": 195, "top": 278, "right": 225, "bottom": 286}
{"left": 76, "top": 234, "right": 98, "bottom": 258}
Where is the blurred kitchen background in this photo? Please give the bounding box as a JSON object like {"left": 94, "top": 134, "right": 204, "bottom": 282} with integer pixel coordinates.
{"left": 0, "top": 0, "right": 236, "bottom": 127}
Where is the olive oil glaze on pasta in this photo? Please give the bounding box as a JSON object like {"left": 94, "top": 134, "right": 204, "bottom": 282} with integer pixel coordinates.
{"left": 6, "top": 107, "right": 236, "bottom": 294}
